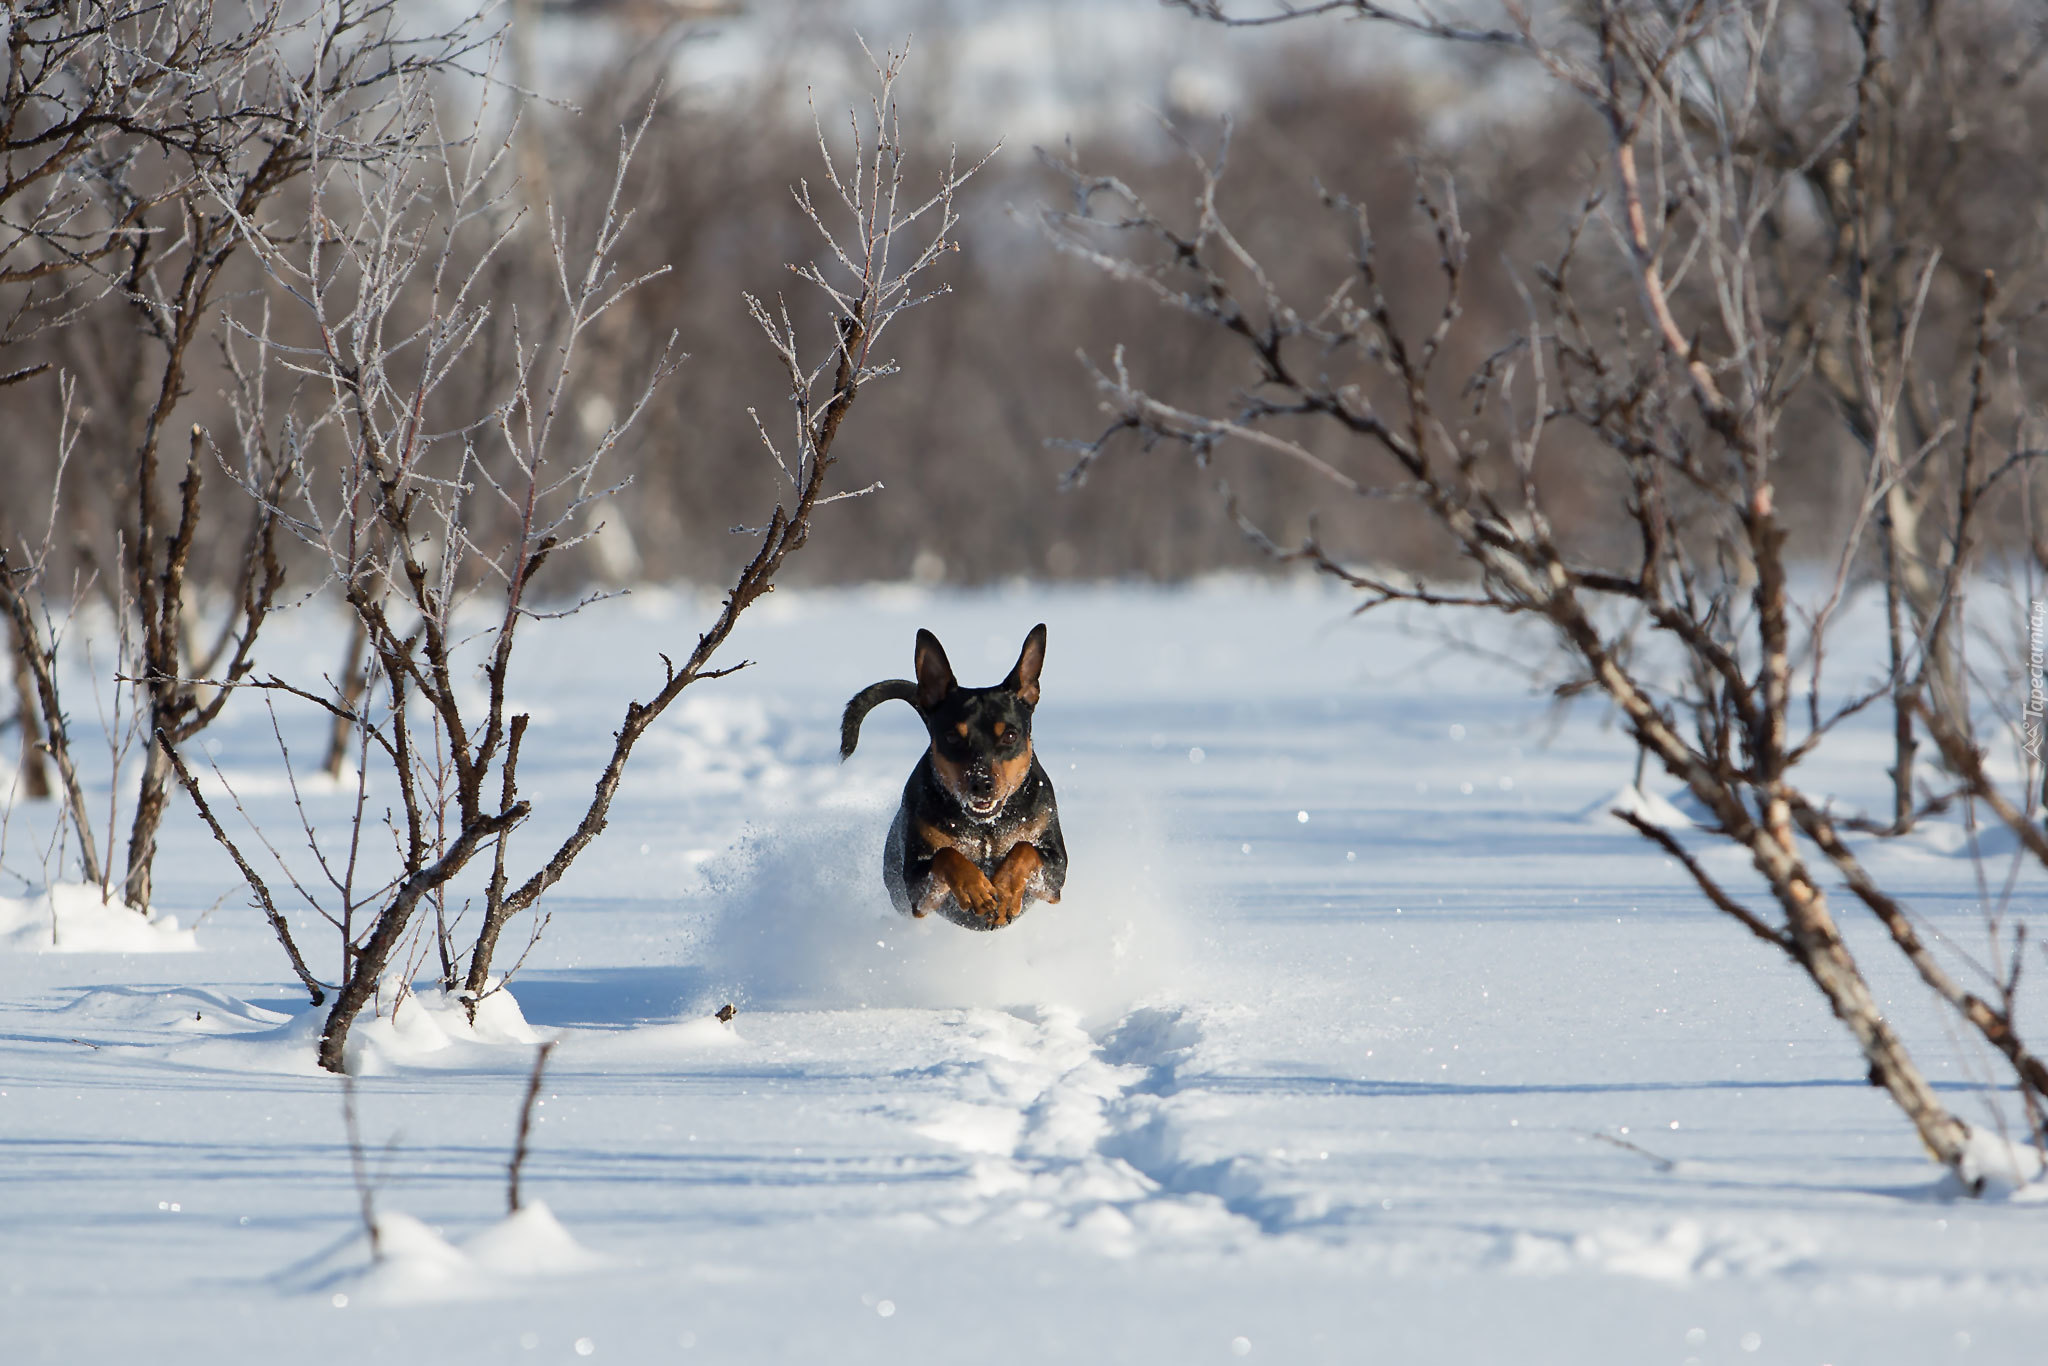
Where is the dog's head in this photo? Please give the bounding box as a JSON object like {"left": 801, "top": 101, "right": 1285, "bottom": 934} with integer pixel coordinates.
{"left": 914, "top": 624, "right": 1046, "bottom": 820}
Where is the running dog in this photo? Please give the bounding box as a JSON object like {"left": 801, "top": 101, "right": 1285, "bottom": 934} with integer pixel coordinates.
{"left": 840, "top": 625, "right": 1067, "bottom": 930}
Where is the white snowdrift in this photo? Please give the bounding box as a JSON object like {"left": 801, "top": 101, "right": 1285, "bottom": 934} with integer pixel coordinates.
{"left": 349, "top": 1202, "right": 608, "bottom": 1305}
{"left": 1943, "top": 1129, "right": 2048, "bottom": 1203}
{"left": 1900, "top": 818, "right": 2042, "bottom": 862}
{"left": 167, "top": 980, "right": 544, "bottom": 1076}
{"left": 0, "top": 883, "right": 197, "bottom": 952}
{"left": 1501, "top": 1219, "right": 1816, "bottom": 1283}
{"left": 57, "top": 984, "right": 289, "bottom": 1040}
{"left": 1584, "top": 784, "right": 1695, "bottom": 829}
{"left": 344, "top": 979, "right": 544, "bottom": 1075}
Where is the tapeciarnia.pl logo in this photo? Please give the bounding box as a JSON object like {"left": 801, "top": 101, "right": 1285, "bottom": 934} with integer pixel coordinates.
{"left": 2026, "top": 599, "right": 2045, "bottom": 761}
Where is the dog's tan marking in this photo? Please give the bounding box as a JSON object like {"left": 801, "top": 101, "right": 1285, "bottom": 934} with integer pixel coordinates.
{"left": 993, "top": 720, "right": 1007, "bottom": 739}
{"left": 955, "top": 721, "right": 969, "bottom": 738}
{"left": 928, "top": 846, "right": 998, "bottom": 917}
{"left": 988, "top": 843, "right": 1044, "bottom": 926}
{"left": 991, "top": 743, "right": 1034, "bottom": 807}
{"left": 929, "top": 750, "right": 972, "bottom": 807}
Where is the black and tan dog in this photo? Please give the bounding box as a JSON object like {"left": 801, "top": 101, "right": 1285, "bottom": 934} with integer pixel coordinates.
{"left": 840, "top": 625, "right": 1067, "bottom": 930}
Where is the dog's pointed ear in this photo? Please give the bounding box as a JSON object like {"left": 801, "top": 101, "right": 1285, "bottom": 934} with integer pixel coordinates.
{"left": 914, "top": 629, "right": 956, "bottom": 712}
{"left": 1003, "top": 623, "right": 1048, "bottom": 706}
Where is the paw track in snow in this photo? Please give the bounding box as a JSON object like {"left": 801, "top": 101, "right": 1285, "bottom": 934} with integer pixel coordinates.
{"left": 901, "top": 1003, "right": 1333, "bottom": 1251}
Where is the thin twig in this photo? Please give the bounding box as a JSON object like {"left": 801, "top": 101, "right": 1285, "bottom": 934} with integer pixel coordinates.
{"left": 507, "top": 1039, "right": 556, "bottom": 1214}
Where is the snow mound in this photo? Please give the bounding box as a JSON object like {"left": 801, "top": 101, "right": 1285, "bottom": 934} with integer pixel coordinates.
{"left": 464, "top": 1201, "right": 611, "bottom": 1276}
{"left": 356, "top": 1212, "right": 475, "bottom": 1302}
{"left": 1941, "top": 1129, "right": 2048, "bottom": 1202}
{"left": 344, "top": 981, "right": 544, "bottom": 1075}
{"left": 57, "top": 985, "right": 290, "bottom": 1040}
{"left": 1585, "top": 784, "right": 1694, "bottom": 829}
{"left": 1503, "top": 1220, "right": 1815, "bottom": 1282}
{"left": 0, "top": 883, "right": 198, "bottom": 952}
{"left": 164, "top": 1007, "right": 329, "bottom": 1076}
{"left": 351, "top": 1203, "right": 607, "bottom": 1305}
{"left": 1903, "top": 818, "right": 2039, "bottom": 862}
{"left": 168, "top": 981, "right": 542, "bottom": 1077}
{"left": 687, "top": 809, "right": 1193, "bottom": 1025}
{"left": 191, "top": 764, "right": 365, "bottom": 799}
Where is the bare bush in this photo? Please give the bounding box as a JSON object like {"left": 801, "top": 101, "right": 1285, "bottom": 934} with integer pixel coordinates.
{"left": 167, "top": 44, "right": 990, "bottom": 1073}
{"left": 1051, "top": 0, "right": 2048, "bottom": 1184}
{"left": 18, "top": 6, "right": 2031, "bottom": 596}
{"left": 0, "top": 0, "right": 491, "bottom": 909}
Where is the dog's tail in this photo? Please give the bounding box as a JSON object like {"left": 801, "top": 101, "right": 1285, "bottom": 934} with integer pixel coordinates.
{"left": 840, "top": 679, "right": 920, "bottom": 760}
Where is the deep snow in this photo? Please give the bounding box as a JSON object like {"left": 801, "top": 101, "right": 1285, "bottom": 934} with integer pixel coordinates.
{"left": 3, "top": 579, "right": 2046, "bottom": 1363}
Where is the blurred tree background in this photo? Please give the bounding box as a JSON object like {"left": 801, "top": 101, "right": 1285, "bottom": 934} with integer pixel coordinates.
{"left": 5, "top": 0, "right": 2045, "bottom": 590}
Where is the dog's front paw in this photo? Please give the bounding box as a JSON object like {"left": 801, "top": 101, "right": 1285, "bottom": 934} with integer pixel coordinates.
{"left": 931, "top": 848, "right": 999, "bottom": 917}
{"left": 984, "top": 880, "right": 1027, "bottom": 928}
{"left": 955, "top": 874, "right": 1001, "bottom": 917}
{"left": 961, "top": 894, "right": 1018, "bottom": 930}
{"left": 984, "top": 845, "right": 1042, "bottom": 927}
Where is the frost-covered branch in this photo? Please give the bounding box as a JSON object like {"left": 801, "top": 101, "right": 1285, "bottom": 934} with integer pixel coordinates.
{"left": 1053, "top": 0, "right": 2048, "bottom": 1180}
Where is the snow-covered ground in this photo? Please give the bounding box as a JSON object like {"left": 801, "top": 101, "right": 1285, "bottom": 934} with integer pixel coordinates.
{"left": 3, "top": 579, "right": 2045, "bottom": 1363}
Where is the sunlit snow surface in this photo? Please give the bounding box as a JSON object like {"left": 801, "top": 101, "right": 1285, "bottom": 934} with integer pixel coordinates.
{"left": 3, "top": 579, "right": 2046, "bottom": 1362}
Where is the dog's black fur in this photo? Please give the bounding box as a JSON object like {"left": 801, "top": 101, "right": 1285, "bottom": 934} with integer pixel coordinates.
{"left": 840, "top": 625, "right": 1067, "bottom": 930}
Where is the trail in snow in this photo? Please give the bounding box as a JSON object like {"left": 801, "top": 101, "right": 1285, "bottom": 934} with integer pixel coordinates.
{"left": 895, "top": 1002, "right": 1341, "bottom": 1254}
{"left": 672, "top": 781, "right": 1306, "bottom": 1250}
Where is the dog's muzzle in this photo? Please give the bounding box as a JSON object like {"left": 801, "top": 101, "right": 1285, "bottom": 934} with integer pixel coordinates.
{"left": 964, "top": 764, "right": 1002, "bottom": 818}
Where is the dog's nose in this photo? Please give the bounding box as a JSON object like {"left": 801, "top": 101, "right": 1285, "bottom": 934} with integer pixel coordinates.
{"left": 966, "top": 764, "right": 995, "bottom": 797}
